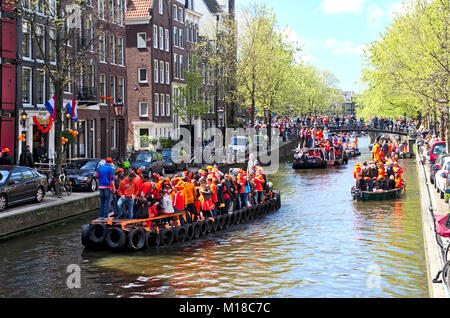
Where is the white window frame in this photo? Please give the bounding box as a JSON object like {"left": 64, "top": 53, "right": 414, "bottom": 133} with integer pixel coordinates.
{"left": 173, "top": 4, "right": 177, "bottom": 21}
{"left": 173, "top": 27, "right": 178, "bottom": 47}
{"left": 155, "top": 94, "right": 159, "bottom": 117}
{"left": 159, "top": 26, "right": 164, "bottom": 51}
{"left": 161, "top": 94, "right": 165, "bottom": 116}
{"left": 165, "top": 62, "right": 170, "bottom": 85}
{"left": 154, "top": 60, "right": 159, "bottom": 83}
{"left": 137, "top": 32, "right": 146, "bottom": 49}
{"left": 110, "top": 35, "right": 116, "bottom": 64}
{"left": 165, "top": 29, "right": 169, "bottom": 52}
{"left": 178, "top": 7, "right": 183, "bottom": 23}
{"left": 110, "top": 76, "right": 116, "bottom": 102}
{"left": 22, "top": 67, "right": 32, "bottom": 105}
{"left": 180, "top": 55, "right": 184, "bottom": 79}
{"left": 22, "top": 20, "right": 32, "bottom": 60}
{"left": 160, "top": 61, "right": 164, "bottom": 84}
{"left": 158, "top": 0, "right": 163, "bottom": 14}
{"left": 99, "top": 74, "right": 106, "bottom": 99}
{"left": 118, "top": 37, "right": 124, "bottom": 65}
{"left": 36, "top": 69, "right": 46, "bottom": 106}
{"left": 153, "top": 25, "right": 158, "bottom": 49}
{"left": 138, "top": 68, "right": 147, "bottom": 84}
{"left": 174, "top": 53, "right": 178, "bottom": 79}
{"left": 166, "top": 94, "right": 170, "bottom": 117}
{"left": 139, "top": 102, "right": 148, "bottom": 117}
{"left": 179, "top": 29, "right": 183, "bottom": 49}
{"left": 99, "top": 33, "right": 106, "bottom": 62}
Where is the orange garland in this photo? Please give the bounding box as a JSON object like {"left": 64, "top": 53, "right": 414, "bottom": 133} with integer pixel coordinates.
{"left": 33, "top": 115, "right": 53, "bottom": 134}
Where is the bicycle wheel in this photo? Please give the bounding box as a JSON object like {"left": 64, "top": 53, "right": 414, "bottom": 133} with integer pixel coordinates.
{"left": 65, "top": 182, "right": 73, "bottom": 196}
{"left": 54, "top": 182, "right": 63, "bottom": 198}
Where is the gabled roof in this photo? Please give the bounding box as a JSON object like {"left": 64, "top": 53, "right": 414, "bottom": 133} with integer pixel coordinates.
{"left": 125, "top": 0, "right": 152, "bottom": 20}
{"left": 203, "top": 0, "right": 222, "bottom": 14}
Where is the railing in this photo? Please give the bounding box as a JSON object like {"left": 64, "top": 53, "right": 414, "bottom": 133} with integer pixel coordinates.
{"left": 76, "top": 86, "right": 98, "bottom": 103}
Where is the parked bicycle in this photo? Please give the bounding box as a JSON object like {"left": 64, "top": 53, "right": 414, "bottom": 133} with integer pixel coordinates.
{"left": 47, "top": 170, "right": 72, "bottom": 198}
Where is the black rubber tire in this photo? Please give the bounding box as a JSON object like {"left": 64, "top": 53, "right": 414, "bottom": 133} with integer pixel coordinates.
{"left": 243, "top": 208, "right": 250, "bottom": 221}
{"left": 160, "top": 228, "right": 175, "bottom": 246}
{"left": 184, "top": 224, "right": 195, "bottom": 241}
{"left": 81, "top": 224, "right": 93, "bottom": 248}
{"left": 88, "top": 223, "right": 107, "bottom": 244}
{"left": 247, "top": 207, "right": 254, "bottom": 220}
{"left": 174, "top": 226, "right": 187, "bottom": 243}
{"left": 199, "top": 220, "right": 208, "bottom": 236}
{"left": 226, "top": 214, "right": 232, "bottom": 227}
{"left": 35, "top": 186, "right": 45, "bottom": 203}
{"left": 193, "top": 222, "right": 201, "bottom": 239}
{"left": 206, "top": 219, "right": 214, "bottom": 233}
{"left": 127, "top": 229, "right": 146, "bottom": 250}
{"left": 146, "top": 230, "right": 161, "bottom": 248}
{"left": 235, "top": 210, "right": 242, "bottom": 224}
{"left": 217, "top": 215, "right": 225, "bottom": 230}
{"left": 229, "top": 212, "right": 236, "bottom": 225}
{"left": 212, "top": 217, "right": 220, "bottom": 232}
{"left": 106, "top": 227, "right": 126, "bottom": 250}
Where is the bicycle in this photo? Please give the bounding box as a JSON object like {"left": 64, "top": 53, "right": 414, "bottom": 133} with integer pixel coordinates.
{"left": 59, "top": 173, "right": 73, "bottom": 196}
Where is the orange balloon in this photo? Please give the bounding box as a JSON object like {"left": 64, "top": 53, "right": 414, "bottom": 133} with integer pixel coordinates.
{"left": 69, "top": 129, "right": 73, "bottom": 134}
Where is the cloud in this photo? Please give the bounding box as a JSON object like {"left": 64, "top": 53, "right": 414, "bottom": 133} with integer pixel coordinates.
{"left": 325, "top": 37, "right": 367, "bottom": 56}
{"left": 320, "top": 0, "right": 367, "bottom": 14}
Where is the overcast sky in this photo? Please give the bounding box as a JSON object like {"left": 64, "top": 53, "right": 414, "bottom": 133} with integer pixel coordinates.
{"left": 236, "top": 0, "right": 404, "bottom": 92}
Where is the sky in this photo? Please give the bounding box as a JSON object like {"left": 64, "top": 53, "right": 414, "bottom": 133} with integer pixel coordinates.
{"left": 236, "top": 0, "right": 405, "bottom": 92}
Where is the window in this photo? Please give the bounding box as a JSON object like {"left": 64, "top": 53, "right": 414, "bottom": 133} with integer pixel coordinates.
{"left": 109, "top": 0, "right": 114, "bottom": 22}
{"left": 138, "top": 68, "right": 147, "bottom": 84}
{"left": 36, "top": 70, "right": 45, "bottom": 105}
{"left": 159, "top": 26, "right": 164, "bottom": 51}
{"left": 111, "top": 119, "right": 116, "bottom": 149}
{"left": 86, "top": 19, "right": 93, "bottom": 51}
{"left": 36, "top": 25, "right": 45, "bottom": 61}
{"left": 110, "top": 76, "right": 116, "bottom": 102}
{"left": 117, "top": 0, "right": 124, "bottom": 24}
{"left": 165, "top": 29, "right": 170, "bottom": 52}
{"left": 99, "top": 74, "right": 106, "bottom": 99}
{"left": 99, "top": 33, "right": 106, "bottom": 62}
{"left": 22, "top": 68, "right": 32, "bottom": 104}
{"left": 161, "top": 94, "right": 165, "bottom": 116}
{"left": 160, "top": 61, "right": 164, "bottom": 84}
{"left": 180, "top": 55, "right": 184, "bottom": 79}
{"left": 158, "top": 0, "right": 163, "bottom": 14}
{"left": 173, "top": 5, "right": 177, "bottom": 21}
{"left": 165, "top": 62, "right": 170, "bottom": 85}
{"left": 178, "top": 7, "right": 183, "bottom": 23}
{"left": 179, "top": 29, "right": 183, "bottom": 49}
{"left": 139, "top": 102, "right": 148, "bottom": 117}
{"left": 118, "top": 77, "right": 124, "bottom": 99}
{"left": 65, "top": 67, "right": 72, "bottom": 93}
{"left": 153, "top": 26, "right": 158, "bottom": 49}
{"left": 166, "top": 94, "right": 171, "bottom": 116}
{"left": 154, "top": 60, "right": 159, "bottom": 83}
{"left": 110, "top": 35, "right": 116, "bottom": 64}
{"left": 174, "top": 53, "right": 178, "bottom": 79}
{"left": 87, "top": 65, "right": 94, "bottom": 89}
{"left": 118, "top": 37, "right": 124, "bottom": 65}
{"left": 155, "top": 94, "right": 159, "bottom": 116}
{"left": 98, "top": 0, "right": 105, "bottom": 19}
{"left": 173, "top": 27, "right": 178, "bottom": 47}
{"left": 137, "top": 32, "right": 146, "bottom": 49}
{"left": 22, "top": 21, "right": 31, "bottom": 59}
{"left": 140, "top": 128, "right": 150, "bottom": 148}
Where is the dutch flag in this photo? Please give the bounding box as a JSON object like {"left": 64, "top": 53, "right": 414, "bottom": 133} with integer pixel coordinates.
{"left": 65, "top": 97, "right": 78, "bottom": 122}
{"left": 45, "top": 95, "right": 57, "bottom": 121}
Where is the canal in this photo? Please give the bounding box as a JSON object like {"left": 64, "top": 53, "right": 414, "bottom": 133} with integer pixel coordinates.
{"left": 0, "top": 137, "right": 428, "bottom": 298}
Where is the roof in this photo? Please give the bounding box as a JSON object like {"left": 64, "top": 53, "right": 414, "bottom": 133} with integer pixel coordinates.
{"left": 125, "top": 0, "right": 152, "bottom": 20}
{"left": 203, "top": 0, "right": 222, "bottom": 13}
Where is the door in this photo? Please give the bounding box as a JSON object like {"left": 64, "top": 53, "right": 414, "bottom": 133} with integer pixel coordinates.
{"left": 20, "top": 167, "right": 38, "bottom": 199}
{"left": 7, "top": 168, "right": 26, "bottom": 204}
{"left": 100, "top": 119, "right": 107, "bottom": 158}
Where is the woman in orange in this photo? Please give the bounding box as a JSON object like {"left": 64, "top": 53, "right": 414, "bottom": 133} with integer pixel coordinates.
{"left": 199, "top": 178, "right": 216, "bottom": 218}
{"left": 253, "top": 170, "right": 266, "bottom": 205}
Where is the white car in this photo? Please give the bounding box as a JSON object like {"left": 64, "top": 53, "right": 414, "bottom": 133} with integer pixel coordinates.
{"left": 435, "top": 157, "right": 450, "bottom": 199}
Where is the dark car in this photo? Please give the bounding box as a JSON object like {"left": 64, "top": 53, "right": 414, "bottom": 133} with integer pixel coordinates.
{"left": 128, "top": 151, "right": 165, "bottom": 178}
{"left": 0, "top": 166, "right": 48, "bottom": 212}
{"left": 430, "top": 153, "right": 450, "bottom": 186}
{"left": 158, "top": 149, "right": 188, "bottom": 173}
{"left": 64, "top": 159, "right": 112, "bottom": 192}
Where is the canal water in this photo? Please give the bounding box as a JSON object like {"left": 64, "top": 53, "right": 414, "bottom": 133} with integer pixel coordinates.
{"left": 0, "top": 137, "right": 428, "bottom": 298}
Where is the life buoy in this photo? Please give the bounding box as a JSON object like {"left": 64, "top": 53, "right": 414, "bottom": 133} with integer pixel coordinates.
{"left": 88, "top": 223, "right": 107, "bottom": 244}
{"left": 106, "top": 227, "right": 126, "bottom": 250}
{"left": 146, "top": 230, "right": 161, "bottom": 248}
{"left": 184, "top": 224, "right": 195, "bottom": 241}
{"left": 159, "top": 228, "right": 175, "bottom": 246}
{"left": 127, "top": 229, "right": 146, "bottom": 250}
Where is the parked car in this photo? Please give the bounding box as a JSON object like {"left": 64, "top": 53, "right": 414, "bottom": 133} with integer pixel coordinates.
{"left": 158, "top": 149, "right": 188, "bottom": 174}
{"left": 435, "top": 157, "right": 450, "bottom": 199}
{"left": 128, "top": 151, "right": 165, "bottom": 178}
{"left": 430, "top": 153, "right": 450, "bottom": 185}
{"left": 64, "top": 159, "right": 113, "bottom": 192}
{"left": 429, "top": 141, "right": 447, "bottom": 165}
{"left": 228, "top": 136, "right": 250, "bottom": 157}
{"left": 0, "top": 166, "right": 48, "bottom": 212}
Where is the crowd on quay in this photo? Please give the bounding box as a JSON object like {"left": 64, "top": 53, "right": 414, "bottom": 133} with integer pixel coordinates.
{"left": 95, "top": 155, "right": 272, "bottom": 222}
{"left": 353, "top": 137, "right": 406, "bottom": 192}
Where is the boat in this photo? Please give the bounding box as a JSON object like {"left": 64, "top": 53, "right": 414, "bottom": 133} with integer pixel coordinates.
{"left": 81, "top": 191, "right": 282, "bottom": 252}
{"left": 346, "top": 148, "right": 361, "bottom": 158}
{"left": 293, "top": 148, "right": 327, "bottom": 169}
{"left": 351, "top": 186, "right": 405, "bottom": 201}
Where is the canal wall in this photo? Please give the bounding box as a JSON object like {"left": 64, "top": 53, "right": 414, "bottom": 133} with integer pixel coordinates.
{"left": 0, "top": 193, "right": 99, "bottom": 241}
{"left": 416, "top": 150, "right": 450, "bottom": 298}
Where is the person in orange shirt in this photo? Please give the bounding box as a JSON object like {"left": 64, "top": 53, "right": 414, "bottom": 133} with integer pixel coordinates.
{"left": 173, "top": 182, "right": 185, "bottom": 213}
{"left": 207, "top": 176, "right": 218, "bottom": 206}
{"left": 253, "top": 171, "right": 266, "bottom": 204}
{"left": 117, "top": 173, "right": 137, "bottom": 219}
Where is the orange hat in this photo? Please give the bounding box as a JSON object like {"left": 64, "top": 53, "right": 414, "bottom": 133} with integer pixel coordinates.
{"left": 106, "top": 157, "right": 113, "bottom": 163}
{"left": 117, "top": 168, "right": 124, "bottom": 173}
{"left": 2, "top": 148, "right": 10, "bottom": 153}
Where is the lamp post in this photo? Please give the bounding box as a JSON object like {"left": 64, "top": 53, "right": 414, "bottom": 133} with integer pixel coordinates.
{"left": 20, "top": 110, "right": 28, "bottom": 127}
{"left": 438, "top": 99, "right": 449, "bottom": 152}
{"left": 113, "top": 97, "right": 126, "bottom": 159}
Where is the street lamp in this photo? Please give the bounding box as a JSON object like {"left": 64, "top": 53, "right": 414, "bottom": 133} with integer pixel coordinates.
{"left": 20, "top": 110, "right": 28, "bottom": 127}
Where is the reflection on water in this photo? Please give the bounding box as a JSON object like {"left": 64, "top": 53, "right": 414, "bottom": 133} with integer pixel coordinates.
{"left": 0, "top": 137, "right": 428, "bottom": 298}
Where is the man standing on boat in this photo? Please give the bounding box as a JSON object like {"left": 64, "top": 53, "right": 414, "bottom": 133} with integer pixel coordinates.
{"left": 96, "top": 158, "right": 115, "bottom": 221}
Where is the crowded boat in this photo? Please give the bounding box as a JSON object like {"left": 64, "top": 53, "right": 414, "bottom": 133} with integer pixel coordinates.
{"left": 351, "top": 136, "right": 406, "bottom": 201}
{"left": 81, "top": 159, "right": 280, "bottom": 251}
{"left": 293, "top": 128, "right": 355, "bottom": 169}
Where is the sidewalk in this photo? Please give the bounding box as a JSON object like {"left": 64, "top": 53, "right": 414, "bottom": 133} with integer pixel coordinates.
{"left": 417, "top": 153, "right": 450, "bottom": 298}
